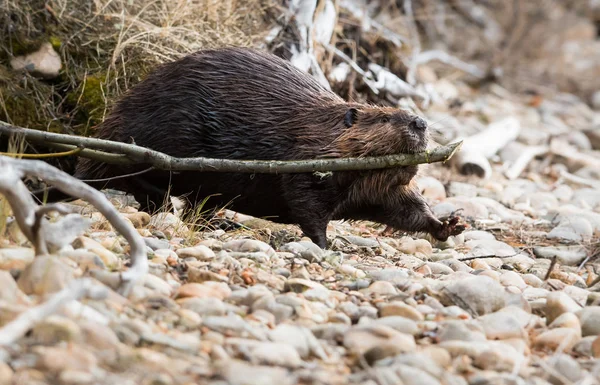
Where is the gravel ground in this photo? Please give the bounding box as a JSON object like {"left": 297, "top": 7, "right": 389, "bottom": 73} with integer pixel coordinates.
{"left": 1, "top": 86, "right": 599, "bottom": 385}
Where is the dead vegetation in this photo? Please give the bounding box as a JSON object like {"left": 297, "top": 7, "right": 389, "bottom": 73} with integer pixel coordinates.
{"left": 0, "top": 0, "right": 276, "bottom": 134}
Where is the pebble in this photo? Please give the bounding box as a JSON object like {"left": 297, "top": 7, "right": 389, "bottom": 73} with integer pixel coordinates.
{"left": 179, "top": 297, "right": 226, "bottom": 317}
{"left": 437, "top": 320, "right": 486, "bottom": 342}
{"left": 379, "top": 301, "right": 424, "bottom": 321}
{"left": 223, "top": 239, "right": 276, "bottom": 259}
{"left": 10, "top": 42, "right": 62, "bottom": 79}
{"left": 545, "top": 291, "right": 582, "bottom": 324}
{"left": 577, "top": 306, "right": 600, "bottom": 336}
{"left": 31, "top": 315, "right": 82, "bottom": 344}
{"left": 143, "top": 237, "right": 171, "bottom": 251}
{"left": 217, "top": 359, "right": 294, "bottom": 385}
{"left": 343, "top": 324, "right": 416, "bottom": 355}
{"left": 533, "top": 328, "right": 581, "bottom": 351}
{"left": 439, "top": 275, "right": 506, "bottom": 316}
{"left": 547, "top": 217, "right": 593, "bottom": 242}
{"left": 478, "top": 311, "right": 525, "bottom": 339}
{"left": 363, "top": 280, "right": 398, "bottom": 296}
{"left": 176, "top": 245, "right": 216, "bottom": 260}
{"left": 17, "top": 256, "right": 75, "bottom": 295}
{"left": 368, "top": 268, "right": 409, "bottom": 283}
{"left": 417, "top": 176, "right": 447, "bottom": 201}
{"left": 175, "top": 282, "right": 232, "bottom": 300}
{"left": 35, "top": 344, "right": 98, "bottom": 373}
{"left": 0, "top": 247, "right": 35, "bottom": 270}
{"left": 369, "top": 316, "right": 419, "bottom": 335}
{"left": 549, "top": 312, "right": 581, "bottom": 331}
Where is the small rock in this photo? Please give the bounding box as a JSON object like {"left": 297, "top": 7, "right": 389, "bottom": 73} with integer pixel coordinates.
{"left": 379, "top": 301, "right": 424, "bottom": 321}
{"left": 549, "top": 312, "right": 581, "bottom": 331}
{"left": 179, "top": 297, "right": 226, "bottom": 317}
{"left": 417, "top": 176, "right": 447, "bottom": 201}
{"left": 0, "top": 247, "right": 35, "bottom": 270}
{"left": 0, "top": 362, "right": 12, "bottom": 384}
{"left": 176, "top": 245, "right": 216, "bottom": 260}
{"left": 35, "top": 344, "right": 98, "bottom": 373}
{"left": 577, "top": 306, "right": 600, "bottom": 336}
{"left": 223, "top": 239, "right": 276, "bottom": 258}
{"left": 217, "top": 359, "right": 294, "bottom": 385}
{"left": 439, "top": 275, "right": 506, "bottom": 316}
{"left": 61, "top": 249, "right": 106, "bottom": 271}
{"left": 547, "top": 217, "right": 593, "bottom": 243}
{"left": 58, "top": 370, "right": 95, "bottom": 384}
{"left": 17, "top": 256, "right": 75, "bottom": 295}
{"left": 247, "top": 342, "right": 303, "bottom": 368}
{"left": 533, "top": 245, "right": 587, "bottom": 266}
{"left": 78, "top": 320, "right": 120, "bottom": 351}
{"left": 284, "top": 278, "right": 327, "bottom": 293}
{"left": 121, "top": 212, "right": 151, "bottom": 228}
{"left": 437, "top": 320, "right": 486, "bottom": 342}
{"left": 499, "top": 271, "right": 527, "bottom": 290}
{"left": 545, "top": 291, "right": 582, "bottom": 324}
{"left": 363, "top": 280, "right": 398, "bottom": 296}
{"left": 0, "top": 270, "right": 29, "bottom": 304}
{"left": 478, "top": 311, "right": 525, "bottom": 339}
{"left": 534, "top": 328, "right": 581, "bottom": 352}
{"left": 465, "top": 239, "right": 516, "bottom": 257}
{"left": 572, "top": 336, "right": 598, "bottom": 357}
{"left": 176, "top": 282, "right": 231, "bottom": 300}
{"left": 31, "top": 315, "right": 82, "bottom": 344}
{"left": 547, "top": 354, "right": 584, "bottom": 384}
{"left": 144, "top": 237, "right": 171, "bottom": 251}
{"left": 369, "top": 316, "right": 419, "bottom": 335}
{"left": 343, "top": 324, "right": 416, "bottom": 355}
{"left": 10, "top": 42, "right": 62, "bottom": 79}
{"left": 368, "top": 268, "right": 409, "bottom": 283}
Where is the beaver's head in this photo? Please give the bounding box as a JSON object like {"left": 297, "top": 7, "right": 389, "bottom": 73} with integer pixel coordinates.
{"left": 333, "top": 106, "right": 429, "bottom": 157}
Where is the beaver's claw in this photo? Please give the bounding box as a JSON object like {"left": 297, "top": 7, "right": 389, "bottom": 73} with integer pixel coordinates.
{"left": 434, "top": 215, "right": 467, "bottom": 241}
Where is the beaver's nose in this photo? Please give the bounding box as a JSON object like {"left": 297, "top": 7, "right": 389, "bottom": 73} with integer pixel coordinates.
{"left": 409, "top": 117, "right": 427, "bottom": 131}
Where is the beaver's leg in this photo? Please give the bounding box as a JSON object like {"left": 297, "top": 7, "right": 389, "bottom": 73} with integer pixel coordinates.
{"left": 281, "top": 175, "right": 334, "bottom": 249}
{"left": 128, "top": 177, "right": 171, "bottom": 213}
{"left": 386, "top": 187, "right": 465, "bottom": 241}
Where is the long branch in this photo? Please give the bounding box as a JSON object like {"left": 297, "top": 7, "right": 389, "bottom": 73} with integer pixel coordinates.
{"left": 0, "top": 121, "right": 463, "bottom": 173}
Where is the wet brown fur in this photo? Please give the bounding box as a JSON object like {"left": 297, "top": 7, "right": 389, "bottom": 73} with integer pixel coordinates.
{"left": 52, "top": 47, "right": 464, "bottom": 248}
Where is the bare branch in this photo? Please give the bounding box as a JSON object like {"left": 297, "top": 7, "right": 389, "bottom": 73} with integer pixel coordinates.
{"left": 0, "top": 122, "right": 463, "bottom": 173}
{"left": 0, "top": 155, "right": 148, "bottom": 296}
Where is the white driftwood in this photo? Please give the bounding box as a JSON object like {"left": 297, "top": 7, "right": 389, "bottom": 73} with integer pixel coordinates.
{"left": 0, "top": 278, "right": 107, "bottom": 346}
{"left": 451, "top": 117, "right": 521, "bottom": 179}
{"left": 550, "top": 138, "right": 600, "bottom": 170}
{"left": 409, "top": 50, "right": 487, "bottom": 82}
{"left": 558, "top": 170, "right": 600, "bottom": 190}
{"left": 367, "top": 63, "right": 427, "bottom": 100}
{"left": 289, "top": 0, "right": 332, "bottom": 90}
{"left": 0, "top": 155, "right": 148, "bottom": 295}
{"left": 339, "top": 0, "right": 405, "bottom": 47}
{"left": 324, "top": 44, "right": 380, "bottom": 94}
{"left": 504, "top": 145, "right": 548, "bottom": 180}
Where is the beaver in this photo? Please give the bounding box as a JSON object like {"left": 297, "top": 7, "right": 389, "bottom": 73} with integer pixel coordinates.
{"left": 43, "top": 47, "right": 465, "bottom": 248}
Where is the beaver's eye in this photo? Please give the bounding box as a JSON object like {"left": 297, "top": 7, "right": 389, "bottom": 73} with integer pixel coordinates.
{"left": 380, "top": 116, "right": 391, "bottom": 123}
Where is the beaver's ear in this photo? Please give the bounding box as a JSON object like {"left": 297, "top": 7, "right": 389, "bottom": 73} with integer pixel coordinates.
{"left": 344, "top": 108, "right": 358, "bottom": 128}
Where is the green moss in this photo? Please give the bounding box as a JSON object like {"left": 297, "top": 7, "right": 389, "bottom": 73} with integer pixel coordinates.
{"left": 49, "top": 36, "right": 62, "bottom": 50}
{"left": 65, "top": 73, "right": 108, "bottom": 131}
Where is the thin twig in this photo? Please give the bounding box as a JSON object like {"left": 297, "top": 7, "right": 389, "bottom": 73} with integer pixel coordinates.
{"left": 458, "top": 253, "right": 519, "bottom": 262}
{"left": 544, "top": 256, "right": 558, "bottom": 281}
{"left": 0, "top": 155, "right": 148, "bottom": 296}
{"left": 0, "top": 122, "right": 463, "bottom": 173}
{"left": 0, "top": 147, "right": 82, "bottom": 158}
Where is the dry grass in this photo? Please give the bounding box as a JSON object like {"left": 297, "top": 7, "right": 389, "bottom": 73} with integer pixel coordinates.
{"left": 0, "top": 0, "right": 277, "bottom": 136}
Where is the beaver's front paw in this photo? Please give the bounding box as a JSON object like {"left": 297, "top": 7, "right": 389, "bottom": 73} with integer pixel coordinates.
{"left": 434, "top": 216, "right": 467, "bottom": 241}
